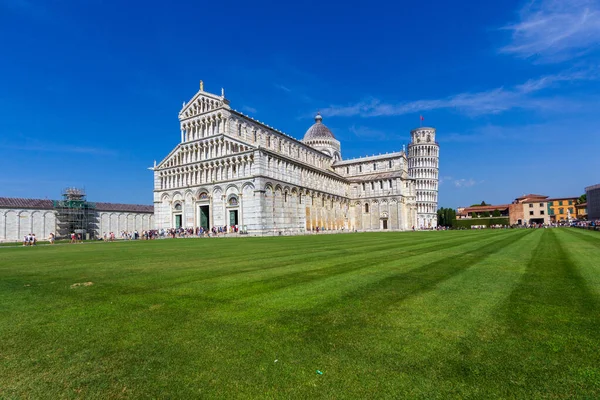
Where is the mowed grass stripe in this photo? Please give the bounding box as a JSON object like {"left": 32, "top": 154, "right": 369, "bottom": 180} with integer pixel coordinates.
{"left": 1, "top": 230, "right": 599, "bottom": 399}
{"left": 262, "top": 229, "right": 543, "bottom": 398}
{"left": 1, "top": 230, "right": 514, "bottom": 398}
{"left": 135, "top": 230, "right": 518, "bottom": 320}
{"left": 0, "top": 231, "right": 495, "bottom": 309}
{"left": 272, "top": 229, "right": 533, "bottom": 339}
{"left": 561, "top": 226, "right": 600, "bottom": 250}
{"left": 226, "top": 230, "right": 522, "bottom": 314}
{"left": 187, "top": 230, "right": 512, "bottom": 305}
{"left": 445, "top": 229, "right": 600, "bottom": 398}
{"left": 0, "top": 230, "right": 476, "bottom": 289}
{"left": 168, "top": 230, "right": 534, "bottom": 399}
{"left": 556, "top": 228, "right": 600, "bottom": 303}
{"left": 1, "top": 230, "right": 512, "bottom": 353}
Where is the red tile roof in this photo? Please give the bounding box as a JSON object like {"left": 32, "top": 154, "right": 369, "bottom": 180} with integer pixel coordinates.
{"left": 460, "top": 205, "right": 511, "bottom": 214}
{"left": 516, "top": 194, "right": 548, "bottom": 200}
{"left": 545, "top": 197, "right": 578, "bottom": 202}
{"left": 95, "top": 202, "right": 154, "bottom": 213}
{"left": 0, "top": 197, "right": 153, "bottom": 213}
{"left": 0, "top": 197, "right": 54, "bottom": 209}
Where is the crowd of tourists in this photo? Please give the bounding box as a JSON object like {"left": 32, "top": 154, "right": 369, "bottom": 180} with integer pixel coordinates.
{"left": 22, "top": 233, "right": 38, "bottom": 246}
{"left": 97, "top": 226, "right": 242, "bottom": 241}
{"left": 162, "top": 225, "right": 241, "bottom": 238}
{"left": 572, "top": 219, "right": 600, "bottom": 230}
{"left": 16, "top": 219, "right": 599, "bottom": 245}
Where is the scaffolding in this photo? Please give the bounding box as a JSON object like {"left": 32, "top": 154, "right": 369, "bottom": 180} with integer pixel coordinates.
{"left": 53, "top": 188, "right": 97, "bottom": 240}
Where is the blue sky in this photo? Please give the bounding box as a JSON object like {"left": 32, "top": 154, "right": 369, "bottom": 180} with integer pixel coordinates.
{"left": 1, "top": 0, "right": 599, "bottom": 208}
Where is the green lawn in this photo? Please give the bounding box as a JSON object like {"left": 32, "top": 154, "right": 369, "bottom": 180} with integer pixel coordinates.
{"left": 1, "top": 229, "right": 599, "bottom": 399}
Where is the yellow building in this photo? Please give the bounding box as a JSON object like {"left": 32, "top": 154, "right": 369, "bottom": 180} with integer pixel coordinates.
{"left": 576, "top": 203, "right": 588, "bottom": 220}
{"left": 547, "top": 197, "right": 578, "bottom": 222}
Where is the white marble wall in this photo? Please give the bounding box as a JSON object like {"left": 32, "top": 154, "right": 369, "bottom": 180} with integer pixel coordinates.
{"left": 0, "top": 208, "right": 154, "bottom": 242}
{"left": 0, "top": 209, "right": 56, "bottom": 242}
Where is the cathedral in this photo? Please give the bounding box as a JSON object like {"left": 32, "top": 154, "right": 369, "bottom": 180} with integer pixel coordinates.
{"left": 152, "top": 82, "right": 439, "bottom": 234}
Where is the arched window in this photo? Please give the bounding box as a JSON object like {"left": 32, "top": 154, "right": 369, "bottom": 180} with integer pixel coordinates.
{"left": 174, "top": 203, "right": 182, "bottom": 211}
{"left": 365, "top": 203, "right": 369, "bottom": 213}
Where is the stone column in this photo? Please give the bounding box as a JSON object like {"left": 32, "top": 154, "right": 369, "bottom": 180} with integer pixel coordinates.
{"left": 239, "top": 194, "right": 244, "bottom": 229}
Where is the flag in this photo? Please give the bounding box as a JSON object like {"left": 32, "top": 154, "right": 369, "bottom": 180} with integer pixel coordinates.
{"left": 420, "top": 115, "right": 424, "bottom": 121}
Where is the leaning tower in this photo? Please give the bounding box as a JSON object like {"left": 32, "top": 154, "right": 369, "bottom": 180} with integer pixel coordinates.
{"left": 407, "top": 127, "right": 439, "bottom": 229}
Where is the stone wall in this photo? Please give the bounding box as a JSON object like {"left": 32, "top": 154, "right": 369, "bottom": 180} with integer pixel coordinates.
{"left": 0, "top": 208, "right": 56, "bottom": 242}
{"left": 0, "top": 207, "right": 154, "bottom": 242}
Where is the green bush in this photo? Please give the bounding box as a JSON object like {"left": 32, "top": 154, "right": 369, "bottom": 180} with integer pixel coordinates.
{"left": 452, "top": 217, "right": 509, "bottom": 228}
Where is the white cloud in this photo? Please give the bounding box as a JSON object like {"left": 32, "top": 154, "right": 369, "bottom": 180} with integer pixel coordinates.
{"left": 348, "top": 125, "right": 392, "bottom": 140}
{"left": 241, "top": 105, "right": 257, "bottom": 114}
{"left": 2, "top": 141, "right": 117, "bottom": 156}
{"left": 274, "top": 84, "right": 292, "bottom": 93}
{"left": 454, "top": 178, "right": 478, "bottom": 188}
{"left": 439, "top": 176, "right": 453, "bottom": 186}
{"left": 319, "top": 68, "right": 598, "bottom": 118}
{"left": 500, "top": 0, "right": 600, "bottom": 62}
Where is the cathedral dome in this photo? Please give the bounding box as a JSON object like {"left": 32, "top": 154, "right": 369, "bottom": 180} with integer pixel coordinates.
{"left": 303, "top": 113, "right": 336, "bottom": 141}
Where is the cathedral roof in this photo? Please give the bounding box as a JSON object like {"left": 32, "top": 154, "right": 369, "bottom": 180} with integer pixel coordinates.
{"left": 303, "top": 113, "right": 336, "bottom": 141}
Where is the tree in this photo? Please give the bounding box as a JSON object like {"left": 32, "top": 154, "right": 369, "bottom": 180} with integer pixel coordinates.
{"left": 482, "top": 211, "right": 491, "bottom": 218}
{"left": 470, "top": 212, "right": 477, "bottom": 218}
{"left": 437, "top": 207, "right": 457, "bottom": 227}
{"left": 470, "top": 201, "right": 488, "bottom": 207}
{"left": 578, "top": 194, "right": 587, "bottom": 204}
{"left": 492, "top": 209, "right": 501, "bottom": 217}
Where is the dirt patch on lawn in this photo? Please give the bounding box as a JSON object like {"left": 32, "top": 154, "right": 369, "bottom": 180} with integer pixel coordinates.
{"left": 70, "top": 282, "right": 94, "bottom": 289}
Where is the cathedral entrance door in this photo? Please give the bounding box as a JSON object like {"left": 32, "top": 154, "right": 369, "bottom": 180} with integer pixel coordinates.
{"left": 382, "top": 220, "right": 388, "bottom": 230}
{"left": 175, "top": 214, "right": 182, "bottom": 229}
{"left": 229, "top": 210, "right": 238, "bottom": 226}
{"left": 199, "top": 206, "right": 210, "bottom": 230}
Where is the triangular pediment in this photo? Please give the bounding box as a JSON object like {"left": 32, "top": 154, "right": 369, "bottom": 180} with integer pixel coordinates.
{"left": 179, "top": 85, "right": 230, "bottom": 120}
{"left": 156, "top": 135, "right": 257, "bottom": 170}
